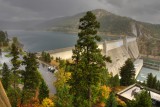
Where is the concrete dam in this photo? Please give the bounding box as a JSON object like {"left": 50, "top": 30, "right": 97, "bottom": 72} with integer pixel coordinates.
{"left": 38, "top": 37, "right": 143, "bottom": 78}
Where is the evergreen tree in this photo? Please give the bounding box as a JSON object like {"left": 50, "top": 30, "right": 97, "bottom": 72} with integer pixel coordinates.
{"left": 38, "top": 79, "right": 49, "bottom": 103}
{"left": 120, "top": 58, "right": 135, "bottom": 86}
{"left": 10, "top": 43, "right": 21, "bottom": 107}
{"left": 1, "top": 63, "right": 10, "bottom": 91}
{"left": 41, "top": 51, "right": 45, "bottom": 59}
{"left": 54, "top": 62, "right": 73, "bottom": 107}
{"left": 20, "top": 53, "right": 41, "bottom": 105}
{"left": 12, "top": 37, "right": 20, "bottom": 48}
{"left": 55, "top": 84, "right": 73, "bottom": 107}
{"left": 46, "top": 53, "right": 51, "bottom": 63}
{"left": 146, "top": 73, "right": 153, "bottom": 88}
{"left": 146, "top": 73, "right": 160, "bottom": 91}
{"left": 152, "top": 76, "right": 157, "bottom": 89}
{"left": 109, "top": 74, "right": 120, "bottom": 88}
{"left": 128, "top": 90, "right": 152, "bottom": 107}
{"left": 69, "top": 11, "right": 109, "bottom": 107}
{"left": 0, "top": 31, "right": 9, "bottom": 46}
{"left": 41, "top": 51, "right": 51, "bottom": 63}
{"left": 157, "top": 80, "right": 160, "bottom": 91}
{"left": 106, "top": 92, "right": 117, "bottom": 107}
{"left": 113, "top": 74, "right": 120, "bottom": 87}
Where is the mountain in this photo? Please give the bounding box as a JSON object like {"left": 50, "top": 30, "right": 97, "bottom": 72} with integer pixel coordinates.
{"left": 38, "top": 9, "right": 160, "bottom": 57}
{"left": 0, "top": 20, "right": 44, "bottom": 30}
{"left": 38, "top": 9, "right": 160, "bottom": 37}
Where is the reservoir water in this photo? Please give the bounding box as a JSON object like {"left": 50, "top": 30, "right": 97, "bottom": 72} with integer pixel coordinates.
{"left": 137, "top": 67, "right": 160, "bottom": 82}
{"left": 7, "top": 30, "right": 77, "bottom": 52}
{"left": 7, "top": 30, "right": 121, "bottom": 52}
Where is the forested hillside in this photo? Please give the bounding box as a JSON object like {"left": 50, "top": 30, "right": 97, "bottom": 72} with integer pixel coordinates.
{"left": 39, "top": 9, "right": 160, "bottom": 57}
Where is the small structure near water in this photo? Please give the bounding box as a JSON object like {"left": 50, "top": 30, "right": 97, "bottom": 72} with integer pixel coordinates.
{"left": 117, "top": 84, "right": 160, "bottom": 107}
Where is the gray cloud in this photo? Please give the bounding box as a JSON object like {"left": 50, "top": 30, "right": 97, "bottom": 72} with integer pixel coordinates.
{"left": 1, "top": 0, "right": 106, "bottom": 21}
{"left": 0, "top": 0, "right": 160, "bottom": 24}
{"left": 102, "top": 0, "right": 160, "bottom": 23}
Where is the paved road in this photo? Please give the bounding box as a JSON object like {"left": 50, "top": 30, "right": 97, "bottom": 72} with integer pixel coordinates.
{"left": 0, "top": 52, "right": 56, "bottom": 96}
{"left": 38, "top": 63, "right": 56, "bottom": 96}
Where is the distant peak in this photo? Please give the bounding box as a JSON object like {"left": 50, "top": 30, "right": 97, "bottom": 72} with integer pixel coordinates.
{"left": 93, "top": 9, "right": 110, "bottom": 13}
{"left": 91, "top": 9, "right": 112, "bottom": 18}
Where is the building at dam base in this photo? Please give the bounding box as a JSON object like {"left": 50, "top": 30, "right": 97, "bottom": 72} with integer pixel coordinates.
{"left": 39, "top": 37, "right": 143, "bottom": 77}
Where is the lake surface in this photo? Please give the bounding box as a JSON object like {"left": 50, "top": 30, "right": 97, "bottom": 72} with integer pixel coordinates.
{"left": 137, "top": 67, "right": 160, "bottom": 82}
{"left": 7, "top": 30, "right": 78, "bottom": 52}
{"left": 7, "top": 30, "right": 121, "bottom": 52}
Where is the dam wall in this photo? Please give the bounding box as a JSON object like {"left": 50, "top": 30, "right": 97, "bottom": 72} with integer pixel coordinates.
{"left": 44, "top": 37, "right": 138, "bottom": 59}
{"left": 39, "top": 37, "right": 142, "bottom": 77}
{"left": 104, "top": 37, "right": 142, "bottom": 76}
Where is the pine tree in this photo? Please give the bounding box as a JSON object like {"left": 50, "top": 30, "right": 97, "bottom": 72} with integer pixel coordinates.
{"left": 132, "top": 90, "right": 152, "bottom": 107}
{"left": 46, "top": 53, "right": 51, "bottom": 63}
{"left": 1, "top": 63, "right": 10, "bottom": 91}
{"left": 110, "top": 74, "right": 120, "bottom": 87}
{"left": 157, "top": 80, "right": 160, "bottom": 91}
{"left": 10, "top": 43, "right": 21, "bottom": 107}
{"left": 146, "top": 73, "right": 153, "bottom": 88}
{"left": 152, "top": 76, "right": 157, "bottom": 89}
{"left": 41, "top": 51, "right": 45, "bottom": 59}
{"left": 38, "top": 79, "right": 49, "bottom": 103}
{"left": 41, "top": 51, "right": 51, "bottom": 63}
{"left": 20, "top": 53, "right": 41, "bottom": 105}
{"left": 69, "top": 11, "right": 109, "bottom": 107}
{"left": 54, "top": 69, "right": 73, "bottom": 107}
{"left": 106, "top": 92, "right": 117, "bottom": 107}
{"left": 120, "top": 58, "right": 135, "bottom": 86}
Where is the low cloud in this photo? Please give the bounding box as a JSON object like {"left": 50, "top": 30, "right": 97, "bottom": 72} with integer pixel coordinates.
{"left": 0, "top": 0, "right": 160, "bottom": 24}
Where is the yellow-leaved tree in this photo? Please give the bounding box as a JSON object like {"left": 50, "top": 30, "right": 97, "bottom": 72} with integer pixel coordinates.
{"left": 41, "top": 98, "right": 54, "bottom": 107}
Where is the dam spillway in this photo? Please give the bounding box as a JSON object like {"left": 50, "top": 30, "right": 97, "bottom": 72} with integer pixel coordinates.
{"left": 37, "top": 37, "right": 143, "bottom": 77}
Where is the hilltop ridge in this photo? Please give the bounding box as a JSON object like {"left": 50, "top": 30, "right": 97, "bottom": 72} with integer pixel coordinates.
{"left": 38, "top": 9, "right": 160, "bottom": 56}
{"left": 38, "top": 9, "right": 160, "bottom": 37}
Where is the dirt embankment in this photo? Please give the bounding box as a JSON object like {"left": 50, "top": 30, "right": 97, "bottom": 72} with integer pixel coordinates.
{"left": 0, "top": 81, "right": 11, "bottom": 107}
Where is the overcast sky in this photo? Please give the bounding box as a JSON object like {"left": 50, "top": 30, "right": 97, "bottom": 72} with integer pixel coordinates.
{"left": 0, "top": 0, "right": 160, "bottom": 24}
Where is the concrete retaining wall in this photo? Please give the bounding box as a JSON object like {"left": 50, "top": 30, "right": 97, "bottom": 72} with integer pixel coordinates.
{"left": 106, "top": 45, "right": 130, "bottom": 75}
{"left": 40, "top": 37, "right": 142, "bottom": 77}
{"left": 134, "top": 59, "right": 143, "bottom": 77}
{"left": 48, "top": 37, "right": 139, "bottom": 59}
{"left": 104, "top": 37, "right": 140, "bottom": 76}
